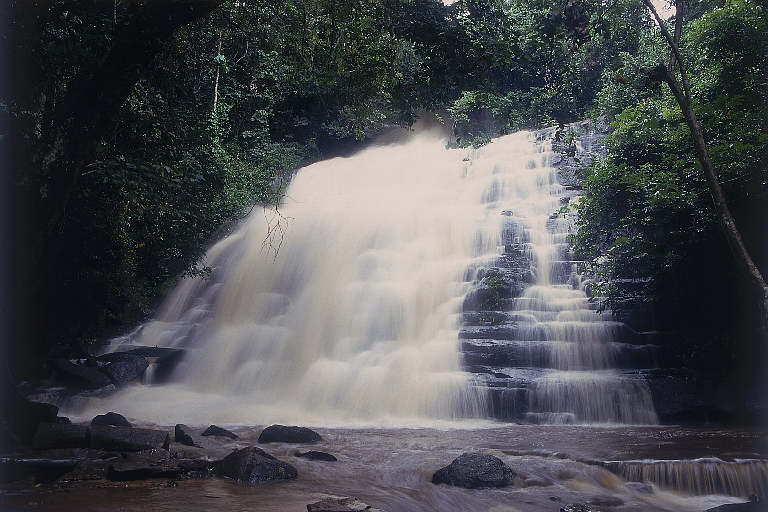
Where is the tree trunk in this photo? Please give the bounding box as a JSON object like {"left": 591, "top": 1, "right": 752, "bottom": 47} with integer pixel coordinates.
{"left": 212, "top": 31, "right": 222, "bottom": 111}
{"left": 642, "top": 0, "right": 768, "bottom": 326}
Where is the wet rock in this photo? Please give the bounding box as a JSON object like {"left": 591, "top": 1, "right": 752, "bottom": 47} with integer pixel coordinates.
{"left": 307, "top": 495, "right": 383, "bottom": 512}
{"left": 214, "top": 446, "right": 297, "bottom": 484}
{"left": 706, "top": 502, "right": 763, "bottom": 512}
{"left": 175, "top": 424, "right": 196, "bottom": 446}
{"left": 432, "top": 452, "right": 516, "bottom": 489}
{"left": 91, "top": 412, "right": 132, "bottom": 428}
{"left": 90, "top": 425, "right": 170, "bottom": 452}
{"left": 55, "top": 416, "right": 71, "bottom": 424}
{"left": 106, "top": 464, "right": 181, "bottom": 481}
{"left": 201, "top": 425, "right": 238, "bottom": 440}
{"left": 0, "top": 456, "right": 82, "bottom": 483}
{"left": 177, "top": 458, "right": 213, "bottom": 477}
{"left": 32, "top": 423, "right": 90, "bottom": 449}
{"left": 51, "top": 358, "right": 112, "bottom": 389}
{"left": 97, "top": 353, "right": 148, "bottom": 386}
{"left": 296, "top": 450, "right": 337, "bottom": 462}
{"left": 258, "top": 425, "right": 322, "bottom": 444}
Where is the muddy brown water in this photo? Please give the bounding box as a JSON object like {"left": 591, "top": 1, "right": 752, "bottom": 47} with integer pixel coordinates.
{"left": 2, "top": 424, "right": 766, "bottom": 512}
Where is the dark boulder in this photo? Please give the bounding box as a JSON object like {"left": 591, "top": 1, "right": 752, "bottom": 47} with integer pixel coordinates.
{"left": 106, "top": 464, "right": 181, "bottom": 481}
{"left": 2, "top": 397, "right": 59, "bottom": 445}
{"left": 50, "top": 358, "right": 112, "bottom": 389}
{"left": 214, "top": 446, "right": 297, "bottom": 484}
{"left": 258, "top": 425, "right": 321, "bottom": 444}
{"left": 432, "top": 452, "right": 516, "bottom": 489}
{"left": 91, "top": 412, "right": 132, "bottom": 428}
{"left": 201, "top": 425, "right": 238, "bottom": 440}
{"left": 32, "top": 423, "right": 90, "bottom": 449}
{"left": 175, "top": 424, "right": 196, "bottom": 446}
{"left": 296, "top": 450, "right": 337, "bottom": 462}
{"left": 90, "top": 425, "right": 170, "bottom": 452}
{"left": 307, "top": 495, "right": 383, "bottom": 512}
{"left": 97, "top": 353, "right": 149, "bottom": 386}
{"left": 0, "top": 456, "right": 82, "bottom": 483}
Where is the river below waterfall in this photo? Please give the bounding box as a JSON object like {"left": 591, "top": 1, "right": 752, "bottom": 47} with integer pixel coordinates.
{"left": 2, "top": 424, "right": 765, "bottom": 511}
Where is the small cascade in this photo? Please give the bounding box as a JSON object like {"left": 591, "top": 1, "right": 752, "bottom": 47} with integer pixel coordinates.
{"left": 460, "top": 129, "right": 659, "bottom": 424}
{"left": 604, "top": 459, "right": 768, "bottom": 499}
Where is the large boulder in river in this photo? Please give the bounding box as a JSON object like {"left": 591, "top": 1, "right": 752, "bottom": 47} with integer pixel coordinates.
{"left": 307, "top": 495, "right": 383, "bottom": 512}
{"left": 91, "top": 412, "right": 132, "bottom": 428}
{"left": 90, "top": 425, "right": 170, "bottom": 452}
{"left": 32, "top": 423, "right": 90, "bottom": 449}
{"left": 258, "top": 424, "right": 321, "bottom": 444}
{"left": 201, "top": 425, "right": 238, "bottom": 440}
{"left": 432, "top": 452, "right": 516, "bottom": 489}
{"left": 96, "top": 353, "right": 148, "bottom": 386}
{"left": 214, "top": 446, "right": 297, "bottom": 484}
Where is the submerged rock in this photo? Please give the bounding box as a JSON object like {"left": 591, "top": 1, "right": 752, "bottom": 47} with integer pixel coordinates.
{"left": 32, "top": 423, "right": 90, "bottom": 450}
{"left": 214, "top": 446, "right": 297, "bottom": 484}
{"left": 258, "top": 425, "right": 322, "bottom": 444}
{"left": 307, "top": 495, "right": 383, "bottom": 512}
{"left": 560, "top": 505, "right": 598, "bottom": 512}
{"left": 706, "top": 502, "right": 763, "bottom": 512}
{"left": 106, "top": 464, "right": 181, "bottom": 481}
{"left": 90, "top": 425, "right": 170, "bottom": 452}
{"left": 175, "top": 424, "right": 196, "bottom": 446}
{"left": 91, "top": 412, "right": 132, "bottom": 428}
{"left": 201, "top": 425, "right": 238, "bottom": 440}
{"left": 296, "top": 450, "right": 337, "bottom": 462}
{"left": 432, "top": 452, "right": 516, "bottom": 489}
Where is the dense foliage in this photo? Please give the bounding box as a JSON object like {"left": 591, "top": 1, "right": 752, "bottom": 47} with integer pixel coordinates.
{"left": 573, "top": 0, "right": 768, "bottom": 356}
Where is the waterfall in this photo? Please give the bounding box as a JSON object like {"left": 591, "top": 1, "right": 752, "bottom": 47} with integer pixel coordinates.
{"left": 80, "top": 125, "right": 658, "bottom": 426}
{"left": 604, "top": 459, "right": 768, "bottom": 499}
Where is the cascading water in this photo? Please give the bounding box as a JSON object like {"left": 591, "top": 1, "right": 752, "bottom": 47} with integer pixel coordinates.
{"left": 459, "top": 129, "right": 658, "bottom": 425}
{"left": 85, "top": 125, "right": 497, "bottom": 425}
{"left": 76, "top": 124, "right": 657, "bottom": 426}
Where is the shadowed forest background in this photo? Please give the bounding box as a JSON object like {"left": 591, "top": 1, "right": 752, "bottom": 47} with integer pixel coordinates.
{"left": 2, "top": 0, "right": 767, "bottom": 420}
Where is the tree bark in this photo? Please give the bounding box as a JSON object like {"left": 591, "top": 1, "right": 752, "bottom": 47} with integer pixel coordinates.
{"left": 668, "top": 0, "right": 684, "bottom": 73}
{"left": 642, "top": 0, "right": 768, "bottom": 325}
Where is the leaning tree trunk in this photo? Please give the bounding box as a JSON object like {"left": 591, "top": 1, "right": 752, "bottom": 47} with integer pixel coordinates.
{"left": 642, "top": 0, "right": 768, "bottom": 326}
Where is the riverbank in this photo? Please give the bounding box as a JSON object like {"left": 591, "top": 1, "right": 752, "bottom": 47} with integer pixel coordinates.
{"left": 2, "top": 422, "right": 765, "bottom": 512}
